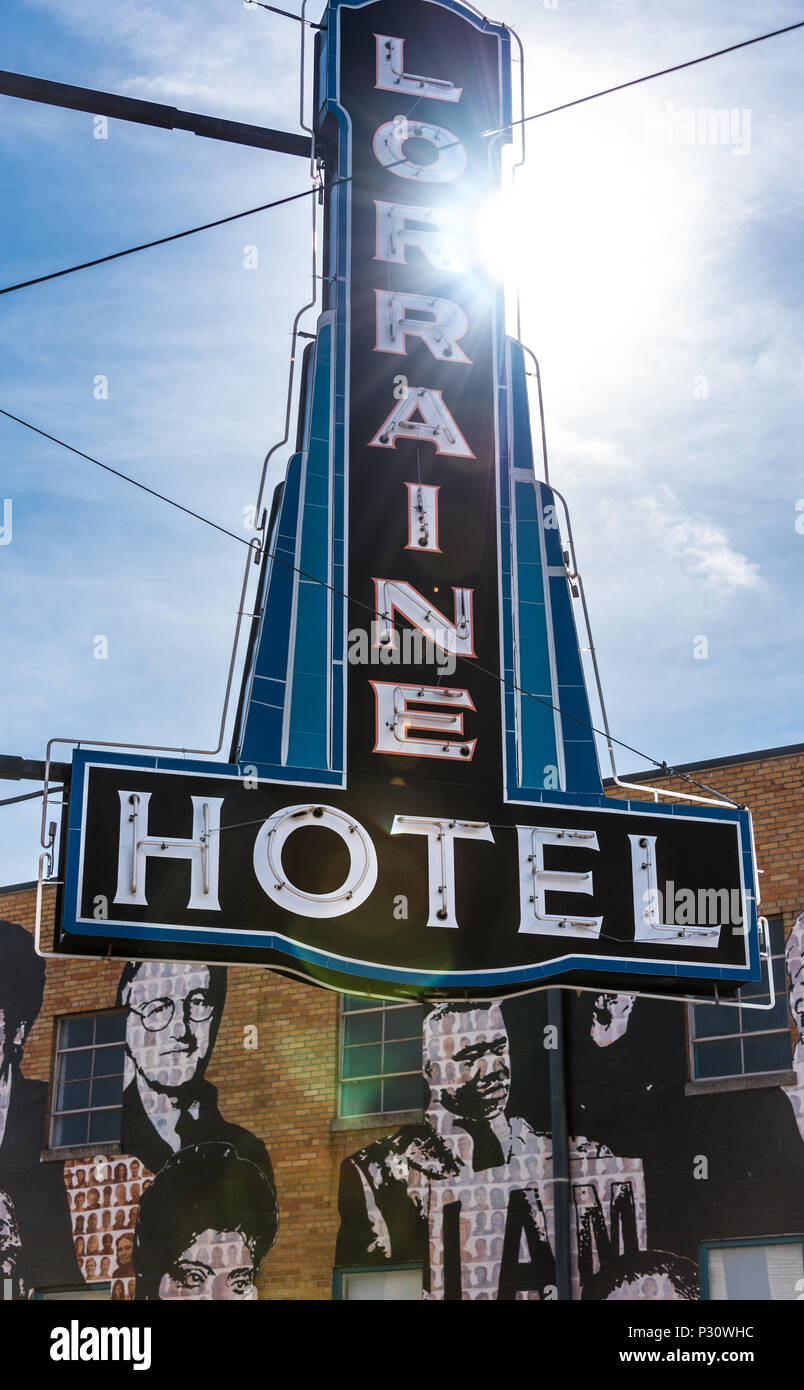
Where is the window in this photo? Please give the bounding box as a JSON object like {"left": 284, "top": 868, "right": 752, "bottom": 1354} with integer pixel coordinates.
{"left": 336, "top": 1267, "right": 423, "bottom": 1300}
{"left": 339, "top": 996, "right": 426, "bottom": 1118}
{"left": 50, "top": 1012, "right": 126, "bottom": 1148}
{"left": 701, "top": 1239, "right": 804, "bottom": 1300}
{"left": 689, "top": 918, "right": 792, "bottom": 1081}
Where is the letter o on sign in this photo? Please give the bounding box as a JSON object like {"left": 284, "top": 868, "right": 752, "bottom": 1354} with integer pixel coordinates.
{"left": 253, "top": 804, "right": 378, "bottom": 917}
{"left": 373, "top": 118, "right": 467, "bottom": 183}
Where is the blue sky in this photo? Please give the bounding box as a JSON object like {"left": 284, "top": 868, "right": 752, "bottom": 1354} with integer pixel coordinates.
{"left": 1, "top": 0, "right": 802, "bottom": 884}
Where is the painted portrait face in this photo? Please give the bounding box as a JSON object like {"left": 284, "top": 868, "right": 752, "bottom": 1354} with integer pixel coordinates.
{"left": 590, "top": 993, "right": 635, "bottom": 1048}
{"left": 158, "top": 1230, "right": 258, "bottom": 1300}
{"left": 116, "top": 1234, "right": 134, "bottom": 1265}
{"left": 125, "top": 963, "right": 216, "bottom": 1092}
{"left": 426, "top": 1007, "right": 510, "bottom": 1121}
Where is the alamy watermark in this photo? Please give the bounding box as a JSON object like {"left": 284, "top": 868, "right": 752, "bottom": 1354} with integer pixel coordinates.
{"left": 347, "top": 622, "right": 456, "bottom": 674}
{"left": 646, "top": 882, "right": 744, "bottom": 929}
{"left": 645, "top": 101, "right": 751, "bottom": 155}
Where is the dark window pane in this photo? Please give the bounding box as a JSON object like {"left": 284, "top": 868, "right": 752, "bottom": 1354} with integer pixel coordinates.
{"left": 53, "top": 1112, "right": 88, "bottom": 1147}
{"left": 694, "top": 1038, "right": 742, "bottom": 1079}
{"left": 344, "top": 1012, "right": 383, "bottom": 1046}
{"left": 692, "top": 1005, "right": 729, "bottom": 1040}
{"left": 743, "top": 996, "right": 790, "bottom": 1033}
{"left": 343, "top": 1044, "right": 382, "bottom": 1079}
{"left": 384, "top": 1039, "right": 422, "bottom": 1075}
{"left": 91, "top": 1075, "right": 125, "bottom": 1109}
{"left": 343, "top": 996, "right": 373, "bottom": 1012}
{"left": 88, "top": 1108, "right": 122, "bottom": 1144}
{"left": 740, "top": 979, "right": 770, "bottom": 1002}
{"left": 383, "top": 1073, "right": 426, "bottom": 1112}
{"left": 94, "top": 1013, "right": 125, "bottom": 1045}
{"left": 743, "top": 1032, "right": 792, "bottom": 1075}
{"left": 60, "top": 1017, "right": 94, "bottom": 1049}
{"left": 341, "top": 1080, "right": 381, "bottom": 1117}
{"left": 56, "top": 1079, "right": 91, "bottom": 1113}
{"left": 767, "top": 918, "right": 785, "bottom": 953}
{"left": 61, "top": 1050, "right": 93, "bottom": 1081}
{"left": 92, "top": 1045, "right": 126, "bottom": 1077}
{"left": 773, "top": 957, "right": 789, "bottom": 993}
{"left": 384, "top": 1006, "right": 424, "bottom": 1042}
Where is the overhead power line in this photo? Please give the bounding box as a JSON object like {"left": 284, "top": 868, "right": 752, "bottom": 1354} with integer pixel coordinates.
{"left": 1, "top": 18, "right": 801, "bottom": 299}
{"left": 0, "top": 184, "right": 322, "bottom": 297}
{"left": 0, "top": 404, "right": 737, "bottom": 806}
{"left": 485, "top": 18, "right": 804, "bottom": 134}
{"left": 0, "top": 408, "right": 256, "bottom": 551}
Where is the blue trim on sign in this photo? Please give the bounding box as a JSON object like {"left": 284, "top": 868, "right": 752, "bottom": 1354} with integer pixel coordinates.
{"left": 501, "top": 340, "right": 603, "bottom": 801}
{"left": 238, "top": 317, "right": 344, "bottom": 777}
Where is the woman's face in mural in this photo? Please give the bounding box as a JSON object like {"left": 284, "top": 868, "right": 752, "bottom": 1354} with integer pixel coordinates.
{"left": 125, "top": 963, "right": 216, "bottom": 1092}
{"left": 158, "top": 1229, "right": 258, "bottom": 1300}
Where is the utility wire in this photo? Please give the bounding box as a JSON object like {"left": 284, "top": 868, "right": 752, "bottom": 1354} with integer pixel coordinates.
{"left": 0, "top": 787, "right": 63, "bottom": 807}
{"left": 485, "top": 18, "right": 804, "bottom": 134}
{"left": 0, "top": 405, "right": 738, "bottom": 806}
{"left": 0, "top": 408, "right": 256, "bottom": 551}
{"left": 1, "top": 19, "right": 801, "bottom": 298}
{"left": 0, "top": 185, "right": 323, "bottom": 297}
{"left": 244, "top": 0, "right": 323, "bottom": 27}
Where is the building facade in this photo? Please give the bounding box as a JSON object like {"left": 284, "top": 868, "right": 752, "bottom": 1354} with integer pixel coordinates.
{"left": 2, "top": 741, "right": 804, "bottom": 1301}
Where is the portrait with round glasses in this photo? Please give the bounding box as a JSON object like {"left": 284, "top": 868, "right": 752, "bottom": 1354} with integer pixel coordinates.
{"left": 116, "top": 960, "right": 274, "bottom": 1189}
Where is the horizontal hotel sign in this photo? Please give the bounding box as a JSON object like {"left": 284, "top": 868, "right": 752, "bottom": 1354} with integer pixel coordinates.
{"left": 55, "top": 752, "right": 761, "bottom": 999}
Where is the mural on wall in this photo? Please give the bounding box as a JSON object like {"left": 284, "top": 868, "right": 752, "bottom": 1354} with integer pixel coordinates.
{"left": 117, "top": 961, "right": 273, "bottom": 1181}
{"left": 66, "top": 958, "right": 278, "bottom": 1298}
{"left": 132, "top": 1141, "right": 278, "bottom": 1300}
{"left": 336, "top": 1000, "right": 651, "bottom": 1300}
{"left": 784, "top": 912, "right": 804, "bottom": 1142}
{"left": 65, "top": 1155, "right": 146, "bottom": 1298}
{"left": 0, "top": 923, "right": 279, "bottom": 1299}
{"left": 4, "top": 912, "right": 804, "bottom": 1299}
{"left": 337, "top": 982, "right": 804, "bottom": 1300}
{"left": 0, "top": 921, "right": 82, "bottom": 1297}
{"left": 568, "top": 984, "right": 804, "bottom": 1270}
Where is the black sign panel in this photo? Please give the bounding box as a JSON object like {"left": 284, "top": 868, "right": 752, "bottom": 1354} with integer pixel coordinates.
{"left": 56, "top": 754, "right": 758, "bottom": 999}
{"left": 340, "top": 0, "right": 505, "bottom": 790}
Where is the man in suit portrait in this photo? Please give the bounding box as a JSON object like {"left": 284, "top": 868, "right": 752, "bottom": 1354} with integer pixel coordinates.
{"left": 117, "top": 960, "right": 273, "bottom": 1186}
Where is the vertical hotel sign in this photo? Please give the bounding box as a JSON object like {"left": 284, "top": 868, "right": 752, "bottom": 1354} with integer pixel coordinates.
{"left": 55, "top": 0, "right": 762, "bottom": 1000}
{"left": 336, "top": 2, "right": 506, "bottom": 793}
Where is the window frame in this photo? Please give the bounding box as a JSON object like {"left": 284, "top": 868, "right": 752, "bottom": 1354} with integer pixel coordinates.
{"left": 337, "top": 995, "right": 426, "bottom": 1122}
{"left": 687, "top": 916, "right": 792, "bottom": 1086}
{"left": 699, "top": 1235, "right": 804, "bottom": 1301}
{"left": 332, "top": 1263, "right": 424, "bottom": 1301}
{"left": 49, "top": 1009, "right": 127, "bottom": 1152}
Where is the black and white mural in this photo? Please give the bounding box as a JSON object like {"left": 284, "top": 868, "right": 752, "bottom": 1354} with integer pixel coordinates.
{"left": 0, "top": 922, "right": 279, "bottom": 1300}
{"left": 784, "top": 912, "right": 804, "bottom": 1143}
{"left": 4, "top": 913, "right": 804, "bottom": 1299}
{"left": 336, "top": 983, "right": 804, "bottom": 1299}
{"left": 0, "top": 921, "right": 82, "bottom": 1297}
